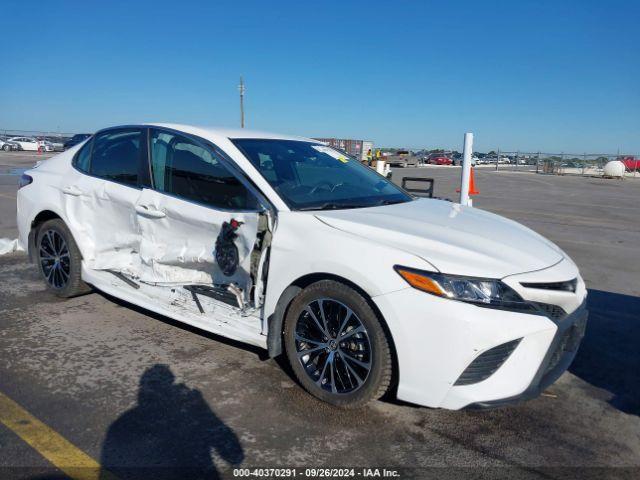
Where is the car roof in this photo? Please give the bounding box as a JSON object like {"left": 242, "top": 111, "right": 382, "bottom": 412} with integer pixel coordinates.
{"left": 143, "top": 123, "right": 317, "bottom": 144}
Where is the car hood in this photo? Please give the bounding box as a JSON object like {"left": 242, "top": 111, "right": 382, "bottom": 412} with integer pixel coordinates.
{"left": 315, "top": 198, "right": 564, "bottom": 278}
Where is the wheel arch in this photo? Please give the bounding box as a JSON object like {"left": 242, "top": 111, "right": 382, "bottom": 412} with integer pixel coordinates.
{"left": 266, "top": 272, "right": 399, "bottom": 396}
{"left": 28, "top": 210, "right": 63, "bottom": 262}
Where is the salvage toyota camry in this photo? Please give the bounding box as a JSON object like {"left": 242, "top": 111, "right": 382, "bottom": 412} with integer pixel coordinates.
{"left": 16, "top": 124, "right": 588, "bottom": 409}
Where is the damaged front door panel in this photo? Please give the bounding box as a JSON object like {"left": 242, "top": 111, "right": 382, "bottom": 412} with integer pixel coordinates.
{"left": 134, "top": 187, "right": 259, "bottom": 295}
{"left": 215, "top": 219, "right": 243, "bottom": 277}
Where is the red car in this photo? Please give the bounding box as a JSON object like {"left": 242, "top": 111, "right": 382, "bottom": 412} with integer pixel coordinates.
{"left": 621, "top": 156, "right": 640, "bottom": 171}
{"left": 428, "top": 155, "right": 453, "bottom": 165}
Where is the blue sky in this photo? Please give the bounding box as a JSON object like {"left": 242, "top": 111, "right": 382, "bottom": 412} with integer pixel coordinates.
{"left": 1, "top": 0, "right": 638, "bottom": 152}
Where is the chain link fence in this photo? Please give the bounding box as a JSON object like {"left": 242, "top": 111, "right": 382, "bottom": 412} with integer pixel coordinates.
{"left": 1, "top": 129, "right": 78, "bottom": 139}
{"left": 479, "top": 151, "right": 640, "bottom": 178}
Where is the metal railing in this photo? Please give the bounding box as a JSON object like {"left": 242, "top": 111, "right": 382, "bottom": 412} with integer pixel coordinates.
{"left": 481, "top": 151, "right": 640, "bottom": 177}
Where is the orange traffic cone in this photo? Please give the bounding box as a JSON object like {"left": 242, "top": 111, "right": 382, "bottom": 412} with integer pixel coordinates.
{"left": 457, "top": 167, "right": 480, "bottom": 195}
{"left": 468, "top": 167, "right": 479, "bottom": 195}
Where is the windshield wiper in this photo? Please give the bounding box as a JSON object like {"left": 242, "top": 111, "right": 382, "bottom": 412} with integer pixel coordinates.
{"left": 374, "top": 199, "right": 406, "bottom": 206}
{"left": 298, "top": 202, "right": 370, "bottom": 211}
{"left": 299, "top": 199, "right": 407, "bottom": 211}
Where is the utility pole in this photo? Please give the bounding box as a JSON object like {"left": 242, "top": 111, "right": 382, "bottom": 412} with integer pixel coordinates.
{"left": 238, "top": 76, "right": 245, "bottom": 128}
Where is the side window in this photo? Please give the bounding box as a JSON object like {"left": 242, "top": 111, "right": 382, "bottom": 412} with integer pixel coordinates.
{"left": 90, "top": 129, "right": 141, "bottom": 187}
{"left": 73, "top": 139, "right": 92, "bottom": 172}
{"left": 150, "top": 129, "right": 257, "bottom": 210}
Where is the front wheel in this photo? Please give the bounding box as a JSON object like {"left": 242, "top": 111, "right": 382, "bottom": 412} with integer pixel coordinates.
{"left": 284, "top": 280, "right": 392, "bottom": 408}
{"left": 2, "top": 145, "right": 10, "bottom": 151}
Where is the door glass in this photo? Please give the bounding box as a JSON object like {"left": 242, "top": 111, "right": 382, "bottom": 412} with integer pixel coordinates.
{"left": 150, "top": 129, "right": 257, "bottom": 210}
{"left": 74, "top": 139, "right": 92, "bottom": 172}
{"left": 90, "top": 129, "right": 141, "bottom": 187}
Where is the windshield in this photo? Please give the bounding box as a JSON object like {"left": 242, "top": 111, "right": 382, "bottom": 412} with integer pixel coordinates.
{"left": 232, "top": 139, "right": 412, "bottom": 210}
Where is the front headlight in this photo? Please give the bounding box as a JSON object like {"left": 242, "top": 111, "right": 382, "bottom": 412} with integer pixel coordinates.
{"left": 394, "top": 266, "right": 536, "bottom": 313}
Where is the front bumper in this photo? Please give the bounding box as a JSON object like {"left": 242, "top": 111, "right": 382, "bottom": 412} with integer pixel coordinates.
{"left": 372, "top": 258, "right": 588, "bottom": 410}
{"left": 466, "top": 301, "right": 587, "bottom": 409}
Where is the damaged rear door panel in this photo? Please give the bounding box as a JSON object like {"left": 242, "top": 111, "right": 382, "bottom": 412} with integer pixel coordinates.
{"left": 63, "top": 127, "right": 146, "bottom": 272}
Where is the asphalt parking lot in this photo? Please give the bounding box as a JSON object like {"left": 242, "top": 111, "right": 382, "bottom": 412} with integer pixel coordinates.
{"left": 1, "top": 152, "right": 639, "bottom": 478}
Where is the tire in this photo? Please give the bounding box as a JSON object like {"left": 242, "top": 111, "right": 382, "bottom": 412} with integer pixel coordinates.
{"left": 284, "top": 280, "right": 392, "bottom": 408}
{"left": 35, "top": 219, "right": 91, "bottom": 298}
{"left": 2, "top": 145, "right": 10, "bottom": 151}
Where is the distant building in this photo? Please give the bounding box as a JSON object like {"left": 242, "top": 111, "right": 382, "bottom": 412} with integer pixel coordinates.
{"left": 313, "top": 138, "right": 374, "bottom": 162}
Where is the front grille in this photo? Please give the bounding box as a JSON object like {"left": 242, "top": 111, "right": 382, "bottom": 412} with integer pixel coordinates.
{"left": 546, "top": 330, "right": 570, "bottom": 374}
{"left": 544, "top": 313, "right": 587, "bottom": 375}
{"left": 532, "top": 302, "right": 567, "bottom": 322}
{"left": 454, "top": 339, "right": 522, "bottom": 386}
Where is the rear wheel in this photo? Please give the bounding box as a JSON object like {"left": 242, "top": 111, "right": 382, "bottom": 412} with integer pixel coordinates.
{"left": 284, "top": 280, "right": 392, "bottom": 408}
{"left": 36, "top": 219, "right": 90, "bottom": 297}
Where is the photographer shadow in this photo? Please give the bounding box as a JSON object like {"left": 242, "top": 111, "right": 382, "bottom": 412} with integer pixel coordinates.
{"left": 100, "top": 364, "right": 243, "bottom": 480}
{"left": 570, "top": 289, "right": 640, "bottom": 416}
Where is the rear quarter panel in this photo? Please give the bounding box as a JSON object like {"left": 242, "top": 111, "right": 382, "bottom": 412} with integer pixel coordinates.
{"left": 16, "top": 148, "right": 81, "bottom": 253}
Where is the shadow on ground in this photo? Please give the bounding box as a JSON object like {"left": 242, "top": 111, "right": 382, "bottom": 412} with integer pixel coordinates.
{"left": 100, "top": 364, "right": 244, "bottom": 480}
{"left": 570, "top": 289, "right": 640, "bottom": 416}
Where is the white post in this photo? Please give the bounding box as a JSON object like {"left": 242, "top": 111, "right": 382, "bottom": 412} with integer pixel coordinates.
{"left": 459, "top": 132, "right": 474, "bottom": 206}
{"left": 376, "top": 159, "right": 386, "bottom": 175}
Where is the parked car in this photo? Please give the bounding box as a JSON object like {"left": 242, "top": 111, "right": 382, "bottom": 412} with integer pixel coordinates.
{"left": 36, "top": 140, "right": 55, "bottom": 152}
{"left": 0, "top": 137, "right": 20, "bottom": 151}
{"left": 428, "top": 155, "right": 453, "bottom": 165}
{"left": 384, "top": 150, "right": 419, "bottom": 168}
{"left": 449, "top": 155, "right": 476, "bottom": 166}
{"left": 16, "top": 124, "right": 588, "bottom": 409}
{"left": 8, "top": 136, "right": 41, "bottom": 151}
{"left": 43, "top": 138, "right": 65, "bottom": 151}
{"left": 620, "top": 156, "right": 640, "bottom": 171}
{"left": 63, "top": 133, "right": 92, "bottom": 150}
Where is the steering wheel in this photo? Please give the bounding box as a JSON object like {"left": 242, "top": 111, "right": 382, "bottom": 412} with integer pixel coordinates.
{"left": 308, "top": 181, "right": 336, "bottom": 196}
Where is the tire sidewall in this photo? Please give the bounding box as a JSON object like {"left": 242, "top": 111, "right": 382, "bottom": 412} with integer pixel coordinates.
{"left": 36, "top": 220, "right": 83, "bottom": 297}
{"left": 284, "top": 280, "right": 390, "bottom": 407}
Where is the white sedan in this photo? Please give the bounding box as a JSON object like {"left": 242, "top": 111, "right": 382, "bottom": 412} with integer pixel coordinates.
{"left": 9, "top": 136, "right": 41, "bottom": 151}
{"left": 7, "top": 136, "right": 54, "bottom": 152}
{"left": 16, "top": 124, "right": 588, "bottom": 409}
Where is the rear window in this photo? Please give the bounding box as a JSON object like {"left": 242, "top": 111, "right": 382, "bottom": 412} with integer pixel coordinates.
{"left": 89, "top": 129, "right": 142, "bottom": 187}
